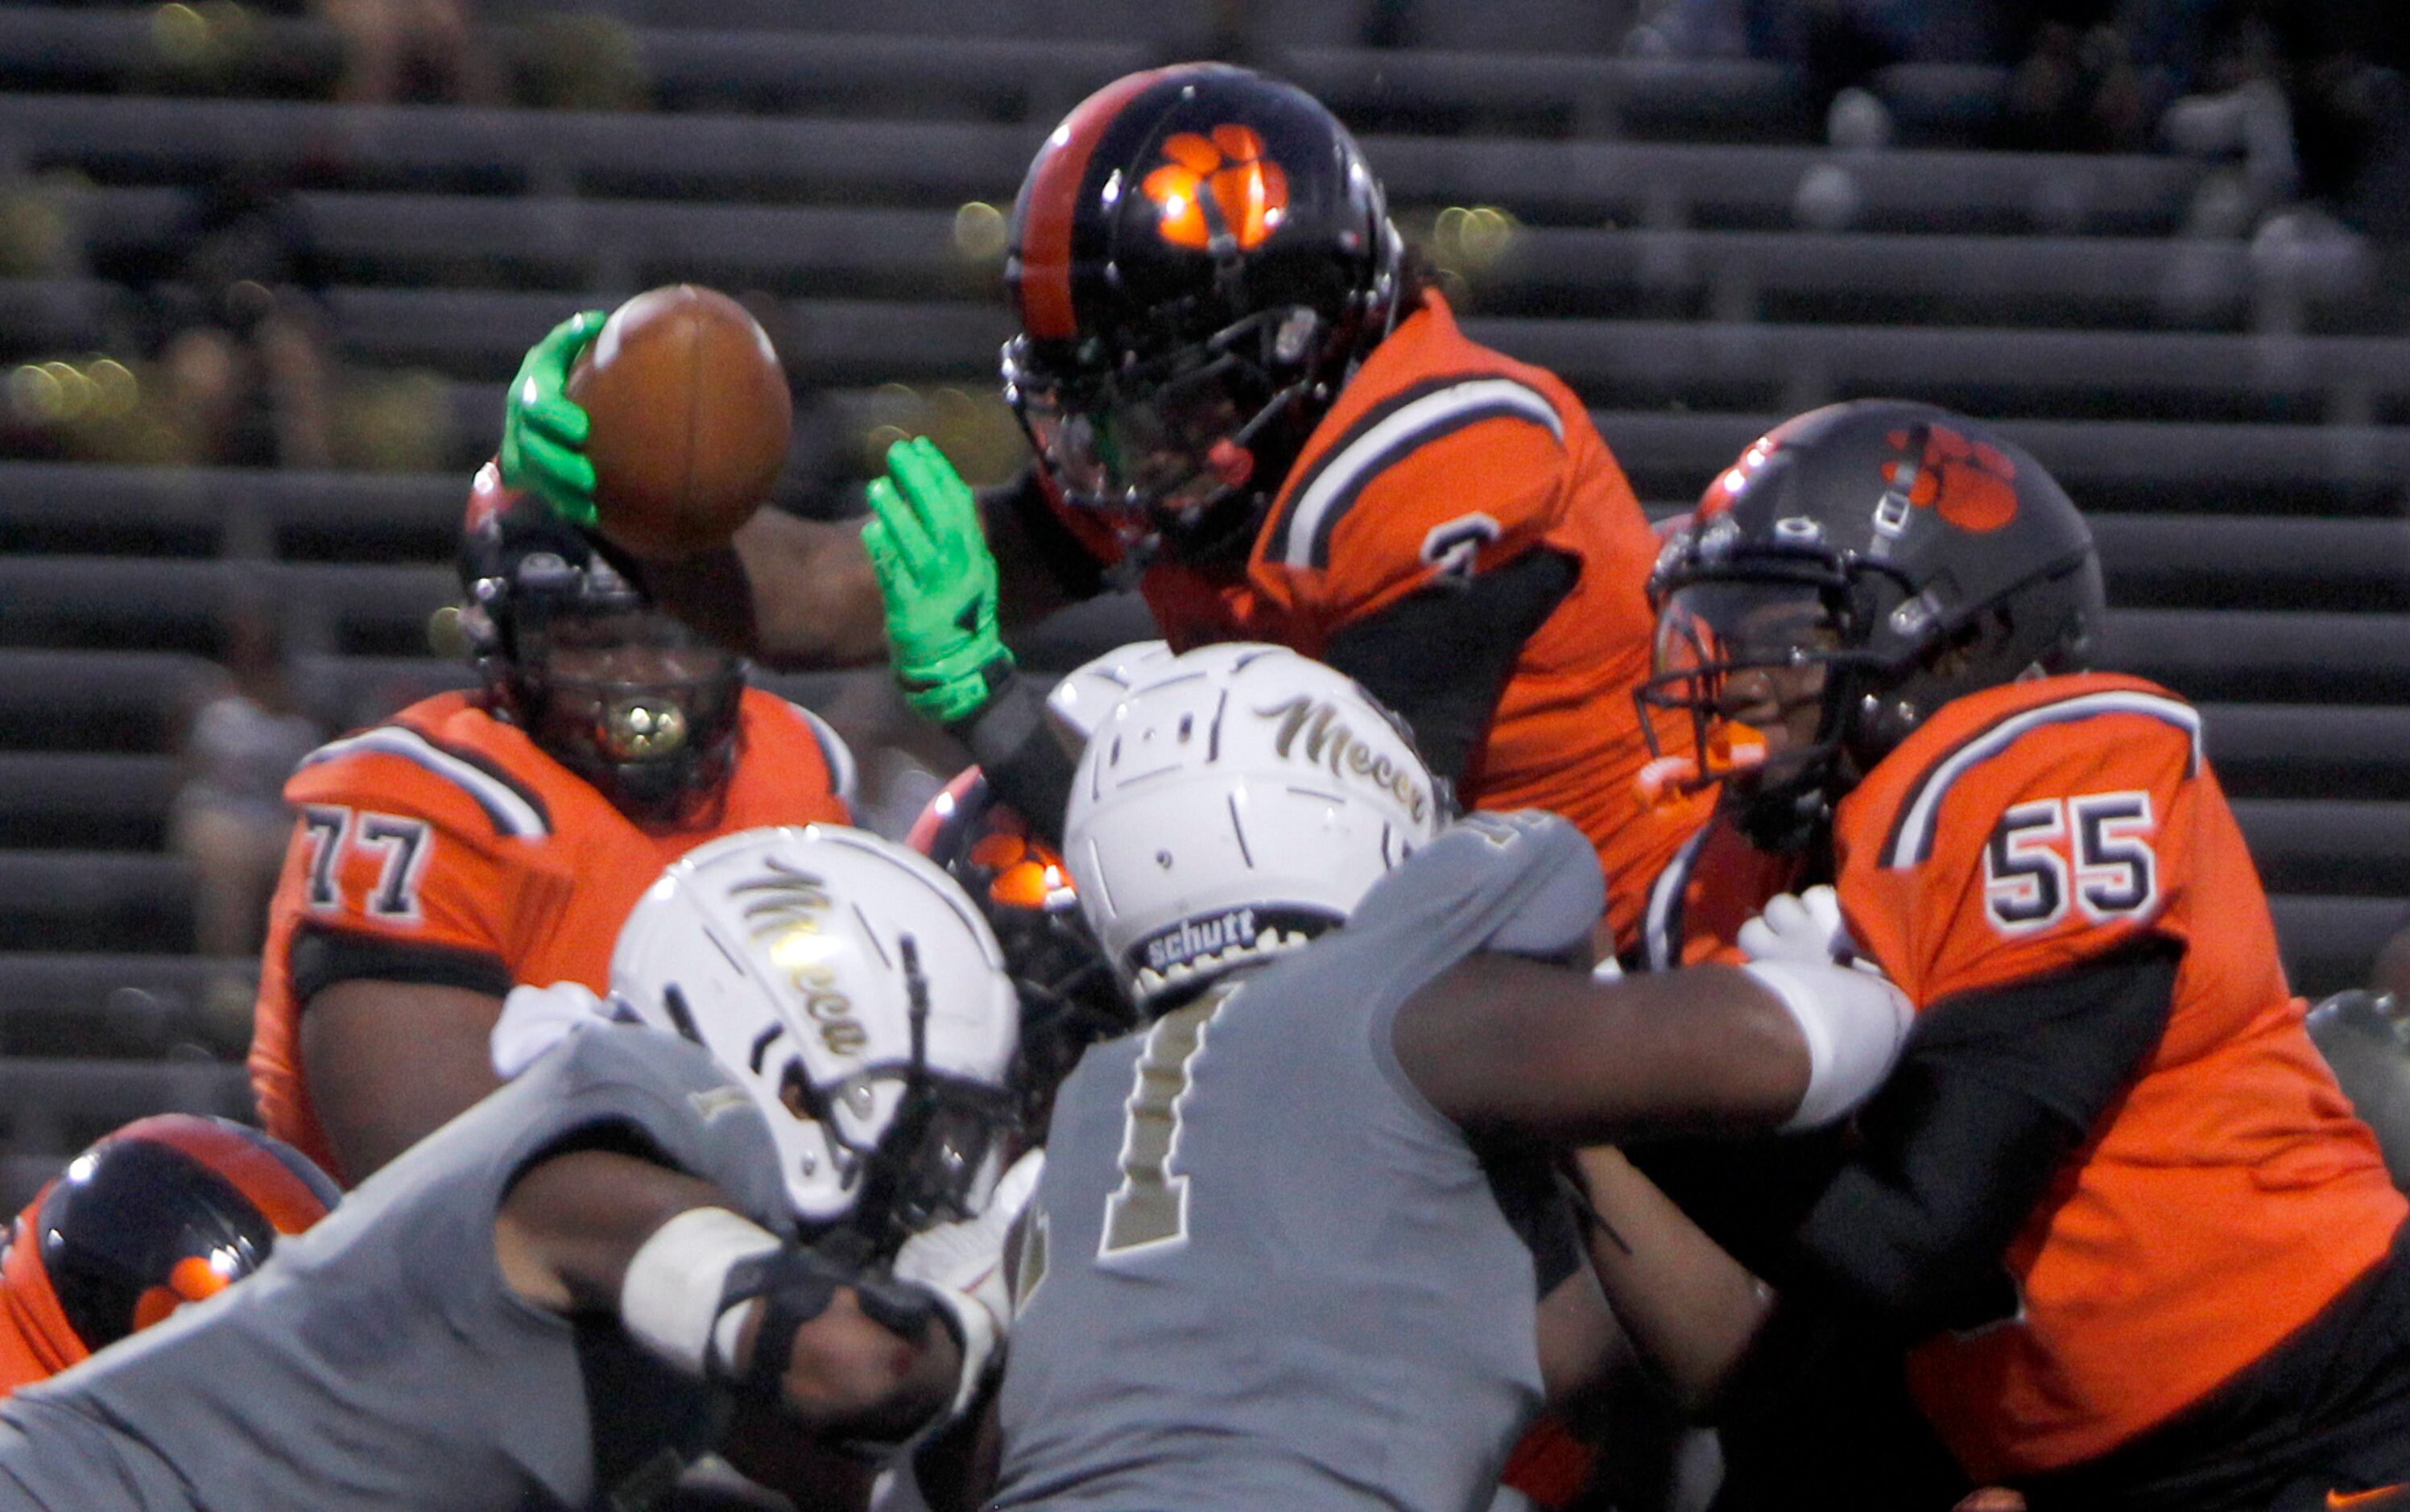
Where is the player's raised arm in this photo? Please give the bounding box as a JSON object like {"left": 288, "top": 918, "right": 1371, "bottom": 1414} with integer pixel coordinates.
{"left": 500, "top": 301, "right": 1085, "bottom": 678}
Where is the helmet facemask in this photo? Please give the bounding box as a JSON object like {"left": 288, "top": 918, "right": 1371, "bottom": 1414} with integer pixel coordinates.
{"left": 1640, "top": 543, "right": 1916, "bottom": 853}
{"left": 808, "top": 935, "right": 1020, "bottom": 1265}
{"left": 1643, "top": 543, "right": 2099, "bottom": 850}
{"left": 1004, "top": 300, "right": 1342, "bottom": 563}
{"left": 506, "top": 603, "right": 743, "bottom": 826}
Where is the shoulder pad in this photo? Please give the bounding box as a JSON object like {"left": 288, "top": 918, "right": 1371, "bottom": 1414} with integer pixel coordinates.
{"left": 291, "top": 725, "right": 552, "bottom": 841}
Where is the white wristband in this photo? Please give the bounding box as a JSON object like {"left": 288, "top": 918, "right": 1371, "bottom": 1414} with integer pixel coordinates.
{"left": 618, "top": 1206, "right": 783, "bottom": 1378}
{"left": 1739, "top": 958, "right": 1914, "bottom": 1131}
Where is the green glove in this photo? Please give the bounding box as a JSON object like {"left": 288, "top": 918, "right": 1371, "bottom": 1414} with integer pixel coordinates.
{"left": 862, "top": 436, "right": 1013, "bottom": 725}
{"left": 498, "top": 308, "right": 609, "bottom": 526}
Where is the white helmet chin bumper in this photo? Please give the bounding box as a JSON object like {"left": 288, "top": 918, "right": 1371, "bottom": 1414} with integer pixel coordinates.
{"left": 610, "top": 824, "right": 1020, "bottom": 1237}
{"left": 1063, "top": 642, "right": 1445, "bottom": 1011}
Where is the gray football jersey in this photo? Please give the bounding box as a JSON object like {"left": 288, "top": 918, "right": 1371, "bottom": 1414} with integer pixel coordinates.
{"left": 993, "top": 810, "right": 1605, "bottom": 1512}
{"left": 0, "top": 1024, "right": 791, "bottom": 1512}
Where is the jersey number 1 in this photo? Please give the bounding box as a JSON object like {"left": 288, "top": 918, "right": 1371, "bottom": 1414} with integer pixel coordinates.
{"left": 1099, "top": 993, "right": 1226, "bottom": 1260}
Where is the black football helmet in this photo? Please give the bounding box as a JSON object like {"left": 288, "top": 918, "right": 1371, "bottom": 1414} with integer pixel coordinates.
{"left": 907, "top": 767, "right": 1131, "bottom": 1132}
{"left": 1639, "top": 400, "right": 2105, "bottom": 850}
{"left": 2, "top": 1115, "right": 337, "bottom": 1369}
{"left": 1002, "top": 63, "right": 1405, "bottom": 562}
{"left": 456, "top": 463, "right": 744, "bottom": 822}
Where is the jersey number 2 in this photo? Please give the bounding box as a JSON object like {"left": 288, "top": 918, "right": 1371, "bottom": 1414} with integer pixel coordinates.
{"left": 1099, "top": 993, "right": 1226, "bottom": 1260}
{"left": 1983, "top": 791, "right": 2156, "bottom": 935}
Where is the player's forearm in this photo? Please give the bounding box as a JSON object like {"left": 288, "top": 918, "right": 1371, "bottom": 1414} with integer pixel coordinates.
{"left": 949, "top": 672, "right": 1077, "bottom": 845}
{"left": 1566, "top": 1146, "right": 1772, "bottom": 1415}
{"left": 494, "top": 1148, "right": 734, "bottom": 1314}
{"left": 1399, "top": 959, "right": 1811, "bottom": 1139}
{"left": 725, "top": 508, "right": 889, "bottom": 671}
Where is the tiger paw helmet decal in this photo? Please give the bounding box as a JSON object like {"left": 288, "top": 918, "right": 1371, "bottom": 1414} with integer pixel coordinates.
{"left": 1883, "top": 423, "right": 2020, "bottom": 533}
{"left": 1143, "top": 125, "right": 1288, "bottom": 251}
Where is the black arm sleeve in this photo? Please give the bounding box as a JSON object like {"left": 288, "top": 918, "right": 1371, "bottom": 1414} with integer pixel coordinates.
{"left": 289, "top": 920, "right": 514, "bottom": 1003}
{"left": 988, "top": 465, "right": 1107, "bottom": 604}
{"left": 1783, "top": 936, "right": 2182, "bottom": 1337}
{"left": 1321, "top": 547, "right": 1577, "bottom": 795}
{"left": 948, "top": 670, "right": 1077, "bottom": 849}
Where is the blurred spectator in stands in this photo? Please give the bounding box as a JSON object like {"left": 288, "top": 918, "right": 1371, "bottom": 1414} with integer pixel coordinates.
{"left": 316, "top": 0, "right": 502, "bottom": 106}
{"left": 512, "top": 10, "right": 650, "bottom": 111}
{"left": 0, "top": 145, "right": 72, "bottom": 282}
{"left": 2373, "top": 919, "right": 2410, "bottom": 1000}
{"left": 143, "top": 171, "right": 335, "bottom": 469}
{"left": 2158, "top": 0, "right": 2410, "bottom": 238}
{"left": 171, "top": 603, "right": 324, "bottom": 965}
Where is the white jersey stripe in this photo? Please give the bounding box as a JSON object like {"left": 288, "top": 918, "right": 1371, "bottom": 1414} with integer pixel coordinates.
{"left": 1277, "top": 378, "right": 1563, "bottom": 571}
{"left": 300, "top": 727, "right": 550, "bottom": 839}
{"left": 1884, "top": 690, "right": 2201, "bottom": 870}
{"left": 1643, "top": 821, "right": 1717, "bottom": 973}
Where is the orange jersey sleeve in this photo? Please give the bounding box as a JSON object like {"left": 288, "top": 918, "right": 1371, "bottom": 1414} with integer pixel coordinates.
{"left": 1835, "top": 679, "right": 2206, "bottom": 1006}
{"left": 275, "top": 725, "right": 564, "bottom": 971}
{"left": 1250, "top": 374, "right": 1571, "bottom": 633}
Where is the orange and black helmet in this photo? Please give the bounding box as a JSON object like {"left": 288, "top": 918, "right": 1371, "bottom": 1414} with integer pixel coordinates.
{"left": 0, "top": 1114, "right": 337, "bottom": 1379}
{"left": 1002, "top": 64, "right": 1404, "bottom": 558}
{"left": 908, "top": 767, "right": 1131, "bottom": 1127}
{"left": 456, "top": 461, "right": 744, "bottom": 821}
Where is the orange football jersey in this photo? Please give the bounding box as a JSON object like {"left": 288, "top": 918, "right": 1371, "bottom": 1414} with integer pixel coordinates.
{"left": 1047, "top": 290, "right": 1707, "bottom": 947}
{"left": 1817, "top": 672, "right": 2406, "bottom": 1479}
{"left": 247, "top": 687, "right": 854, "bottom": 1184}
{"left": 0, "top": 1274, "right": 66, "bottom": 1398}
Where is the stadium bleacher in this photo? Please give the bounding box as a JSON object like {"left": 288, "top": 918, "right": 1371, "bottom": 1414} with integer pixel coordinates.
{"left": 0, "top": 0, "right": 2404, "bottom": 1207}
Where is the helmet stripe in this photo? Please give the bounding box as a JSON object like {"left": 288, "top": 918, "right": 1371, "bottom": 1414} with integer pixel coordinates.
{"left": 1013, "top": 68, "right": 1177, "bottom": 341}
{"left": 108, "top": 1116, "right": 335, "bottom": 1236}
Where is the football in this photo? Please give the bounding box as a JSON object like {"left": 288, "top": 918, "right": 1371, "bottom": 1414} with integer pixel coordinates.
{"left": 566, "top": 283, "right": 793, "bottom": 558}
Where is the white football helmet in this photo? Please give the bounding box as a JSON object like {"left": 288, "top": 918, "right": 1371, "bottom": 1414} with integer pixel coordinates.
{"left": 1064, "top": 642, "right": 1445, "bottom": 1010}
{"left": 1044, "top": 638, "right": 1175, "bottom": 753}
{"left": 610, "top": 824, "right": 1020, "bottom": 1246}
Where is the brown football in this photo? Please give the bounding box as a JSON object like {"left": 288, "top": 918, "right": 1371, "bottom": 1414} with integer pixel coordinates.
{"left": 566, "top": 284, "right": 792, "bottom": 558}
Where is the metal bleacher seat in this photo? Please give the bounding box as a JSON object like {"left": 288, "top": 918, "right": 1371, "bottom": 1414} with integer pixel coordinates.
{"left": 62, "top": 188, "right": 2362, "bottom": 333}
{"left": 73, "top": 188, "right": 976, "bottom": 299}
{"left": 1494, "top": 319, "right": 2410, "bottom": 422}
{"left": 0, "top": 92, "right": 2206, "bottom": 233}
{"left": 24, "top": 273, "right": 2409, "bottom": 420}
{"left": 0, "top": 556, "right": 449, "bottom": 655}
{"left": 1596, "top": 411, "right": 2410, "bottom": 512}
{"left": 0, "top": 752, "right": 176, "bottom": 849}
{"left": 0, "top": 647, "right": 213, "bottom": 751}
{"left": 0, "top": 463, "right": 459, "bottom": 560}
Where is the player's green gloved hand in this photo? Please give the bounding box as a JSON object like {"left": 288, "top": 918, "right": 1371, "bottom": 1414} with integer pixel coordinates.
{"left": 498, "top": 308, "right": 610, "bottom": 527}
{"left": 862, "top": 436, "right": 1014, "bottom": 726}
